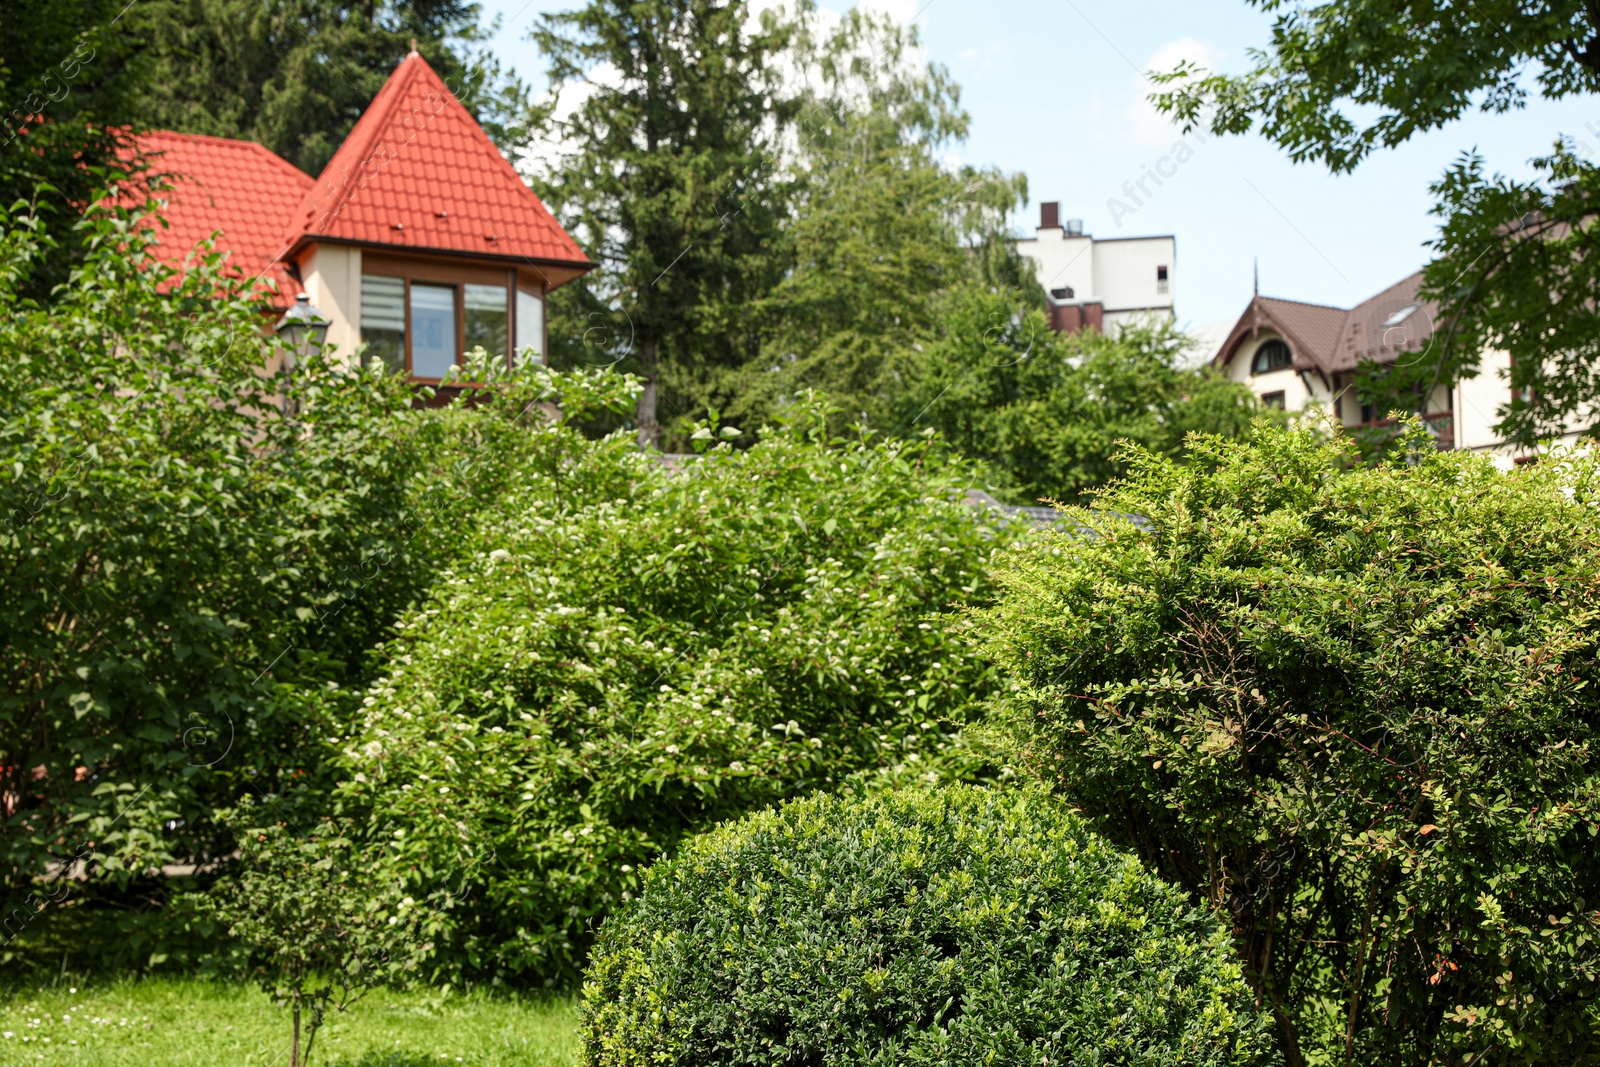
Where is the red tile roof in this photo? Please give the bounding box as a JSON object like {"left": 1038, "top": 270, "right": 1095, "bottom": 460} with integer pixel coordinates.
{"left": 281, "top": 52, "right": 592, "bottom": 271}
{"left": 132, "top": 131, "right": 313, "bottom": 309}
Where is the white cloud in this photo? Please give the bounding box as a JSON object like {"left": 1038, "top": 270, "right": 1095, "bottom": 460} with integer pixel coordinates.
{"left": 1115, "top": 37, "right": 1225, "bottom": 146}
{"left": 859, "top": 0, "right": 920, "bottom": 25}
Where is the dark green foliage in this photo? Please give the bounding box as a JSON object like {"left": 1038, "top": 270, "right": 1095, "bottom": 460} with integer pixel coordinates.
{"left": 0, "top": 0, "right": 147, "bottom": 300}
{"left": 0, "top": 195, "right": 453, "bottom": 913}
{"left": 1150, "top": 0, "right": 1598, "bottom": 173}
{"left": 127, "top": 0, "right": 538, "bottom": 176}
{"left": 334, "top": 403, "right": 1020, "bottom": 983}
{"left": 897, "top": 288, "right": 1268, "bottom": 505}
{"left": 1402, "top": 146, "right": 1600, "bottom": 447}
{"left": 1150, "top": 0, "right": 1600, "bottom": 446}
{"left": 582, "top": 784, "right": 1280, "bottom": 1067}
{"left": 533, "top": 0, "right": 798, "bottom": 446}
{"left": 975, "top": 420, "right": 1600, "bottom": 1066}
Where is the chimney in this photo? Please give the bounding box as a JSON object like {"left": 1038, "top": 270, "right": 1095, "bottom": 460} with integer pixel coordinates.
{"left": 1040, "top": 201, "right": 1060, "bottom": 230}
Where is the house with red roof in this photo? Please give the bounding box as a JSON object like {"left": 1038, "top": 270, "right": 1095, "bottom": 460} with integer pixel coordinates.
{"left": 132, "top": 49, "right": 593, "bottom": 381}
{"left": 1212, "top": 272, "right": 1585, "bottom": 465}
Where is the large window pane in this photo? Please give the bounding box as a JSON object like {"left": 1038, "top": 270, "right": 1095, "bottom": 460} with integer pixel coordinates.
{"left": 516, "top": 288, "right": 544, "bottom": 361}
{"left": 359, "top": 274, "right": 406, "bottom": 374}
{"left": 464, "top": 284, "right": 508, "bottom": 361}
{"left": 411, "top": 283, "right": 456, "bottom": 378}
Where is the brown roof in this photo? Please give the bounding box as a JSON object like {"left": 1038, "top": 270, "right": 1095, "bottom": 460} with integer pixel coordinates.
{"left": 1214, "top": 272, "right": 1437, "bottom": 379}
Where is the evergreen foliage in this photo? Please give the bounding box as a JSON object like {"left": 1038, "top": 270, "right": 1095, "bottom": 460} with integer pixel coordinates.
{"left": 975, "top": 421, "right": 1600, "bottom": 1066}
{"left": 0, "top": 0, "right": 148, "bottom": 300}
{"left": 532, "top": 0, "right": 799, "bottom": 447}
{"left": 582, "top": 784, "right": 1280, "bottom": 1067}
{"left": 128, "top": 0, "right": 539, "bottom": 176}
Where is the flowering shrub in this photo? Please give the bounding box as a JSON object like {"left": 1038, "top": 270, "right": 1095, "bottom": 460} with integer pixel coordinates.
{"left": 975, "top": 421, "right": 1600, "bottom": 1066}
{"left": 335, "top": 407, "right": 1021, "bottom": 982}
{"left": 0, "top": 193, "right": 450, "bottom": 909}
{"left": 582, "top": 784, "right": 1279, "bottom": 1066}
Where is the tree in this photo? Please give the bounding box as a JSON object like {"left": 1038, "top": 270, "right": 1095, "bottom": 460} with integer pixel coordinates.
{"left": 192, "top": 798, "right": 429, "bottom": 1067}
{"left": 727, "top": 9, "right": 1033, "bottom": 434}
{"left": 533, "top": 0, "right": 799, "bottom": 448}
{"left": 898, "top": 288, "right": 1268, "bottom": 504}
{"left": 975, "top": 420, "right": 1600, "bottom": 1066}
{"left": 1151, "top": 0, "right": 1600, "bottom": 447}
{"left": 0, "top": 0, "right": 148, "bottom": 300}
{"left": 0, "top": 192, "right": 455, "bottom": 911}
{"left": 126, "top": 0, "right": 538, "bottom": 176}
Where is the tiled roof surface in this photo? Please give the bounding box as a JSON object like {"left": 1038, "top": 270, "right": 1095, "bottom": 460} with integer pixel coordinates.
{"left": 282, "top": 52, "right": 590, "bottom": 267}
{"left": 131, "top": 131, "right": 313, "bottom": 308}
{"left": 1216, "top": 272, "right": 1438, "bottom": 378}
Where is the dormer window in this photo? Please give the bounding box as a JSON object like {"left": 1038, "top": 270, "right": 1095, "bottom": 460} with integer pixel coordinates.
{"left": 359, "top": 263, "right": 546, "bottom": 381}
{"left": 1251, "top": 340, "right": 1293, "bottom": 374}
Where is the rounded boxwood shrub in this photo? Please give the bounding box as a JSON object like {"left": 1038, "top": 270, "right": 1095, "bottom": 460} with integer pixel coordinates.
{"left": 582, "top": 784, "right": 1279, "bottom": 1066}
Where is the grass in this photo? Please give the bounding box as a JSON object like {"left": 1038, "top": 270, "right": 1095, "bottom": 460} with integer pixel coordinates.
{"left": 0, "top": 976, "right": 580, "bottom": 1067}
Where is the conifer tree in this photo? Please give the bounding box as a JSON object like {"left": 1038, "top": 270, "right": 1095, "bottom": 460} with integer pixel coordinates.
{"left": 533, "top": 0, "right": 798, "bottom": 448}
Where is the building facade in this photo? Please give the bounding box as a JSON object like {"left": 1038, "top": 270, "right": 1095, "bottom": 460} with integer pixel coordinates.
{"left": 1213, "top": 272, "right": 1586, "bottom": 465}
{"left": 131, "top": 50, "right": 593, "bottom": 380}
{"left": 1015, "top": 201, "right": 1175, "bottom": 336}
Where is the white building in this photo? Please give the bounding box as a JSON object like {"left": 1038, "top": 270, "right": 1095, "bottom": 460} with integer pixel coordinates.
{"left": 1015, "top": 202, "right": 1175, "bottom": 335}
{"left": 1212, "top": 272, "right": 1586, "bottom": 466}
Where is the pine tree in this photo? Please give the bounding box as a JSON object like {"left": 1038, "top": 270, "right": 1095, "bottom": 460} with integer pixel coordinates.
{"left": 533, "top": 0, "right": 798, "bottom": 448}
{"left": 127, "top": 0, "right": 538, "bottom": 176}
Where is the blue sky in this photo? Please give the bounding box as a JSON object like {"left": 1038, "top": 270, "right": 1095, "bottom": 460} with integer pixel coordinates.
{"left": 479, "top": 0, "right": 1599, "bottom": 337}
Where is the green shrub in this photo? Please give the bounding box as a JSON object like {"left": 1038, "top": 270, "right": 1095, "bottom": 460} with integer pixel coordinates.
{"left": 974, "top": 421, "right": 1600, "bottom": 1066}
{"left": 334, "top": 406, "right": 1020, "bottom": 983}
{"left": 582, "top": 783, "right": 1279, "bottom": 1067}
{"left": 187, "top": 797, "right": 431, "bottom": 1067}
{"left": 0, "top": 193, "right": 453, "bottom": 913}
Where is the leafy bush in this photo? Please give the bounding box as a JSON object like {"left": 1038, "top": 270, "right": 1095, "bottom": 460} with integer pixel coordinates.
{"left": 974, "top": 421, "right": 1600, "bottom": 1066}
{"left": 582, "top": 783, "right": 1279, "bottom": 1066}
{"left": 334, "top": 406, "right": 1021, "bottom": 983}
{"left": 895, "top": 289, "right": 1268, "bottom": 505}
{"left": 189, "top": 797, "right": 431, "bottom": 1067}
{"left": 0, "top": 193, "right": 461, "bottom": 912}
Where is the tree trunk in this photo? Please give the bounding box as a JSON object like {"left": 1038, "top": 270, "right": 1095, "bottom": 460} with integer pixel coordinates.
{"left": 291, "top": 995, "right": 301, "bottom": 1067}
{"left": 636, "top": 337, "right": 660, "bottom": 450}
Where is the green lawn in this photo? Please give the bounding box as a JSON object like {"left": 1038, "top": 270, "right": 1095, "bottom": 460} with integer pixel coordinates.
{"left": 0, "top": 977, "right": 580, "bottom": 1067}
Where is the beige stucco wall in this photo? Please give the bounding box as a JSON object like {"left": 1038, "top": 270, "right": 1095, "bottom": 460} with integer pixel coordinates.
{"left": 1223, "top": 331, "right": 1320, "bottom": 412}
{"left": 299, "top": 243, "right": 362, "bottom": 366}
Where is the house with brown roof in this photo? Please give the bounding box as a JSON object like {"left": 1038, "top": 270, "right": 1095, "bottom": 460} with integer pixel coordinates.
{"left": 129, "top": 49, "right": 593, "bottom": 380}
{"left": 1212, "top": 272, "right": 1583, "bottom": 465}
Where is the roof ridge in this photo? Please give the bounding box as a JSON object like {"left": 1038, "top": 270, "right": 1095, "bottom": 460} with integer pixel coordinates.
{"left": 1255, "top": 294, "right": 1345, "bottom": 313}
{"left": 292, "top": 53, "right": 426, "bottom": 237}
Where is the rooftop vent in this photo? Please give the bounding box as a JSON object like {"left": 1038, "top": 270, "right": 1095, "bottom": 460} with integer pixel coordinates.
{"left": 1381, "top": 304, "right": 1419, "bottom": 327}
{"left": 1050, "top": 286, "right": 1075, "bottom": 300}
{"left": 1065, "top": 218, "right": 1084, "bottom": 236}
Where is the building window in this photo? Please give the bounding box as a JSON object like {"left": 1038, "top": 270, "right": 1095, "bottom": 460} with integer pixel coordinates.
{"left": 464, "top": 283, "right": 509, "bottom": 357}
{"left": 516, "top": 288, "right": 544, "bottom": 359}
{"left": 359, "top": 274, "right": 405, "bottom": 374}
{"left": 1156, "top": 265, "right": 1169, "bottom": 295}
{"left": 1251, "top": 339, "right": 1292, "bottom": 374}
{"left": 410, "top": 283, "right": 457, "bottom": 379}
{"left": 1261, "top": 391, "right": 1286, "bottom": 410}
